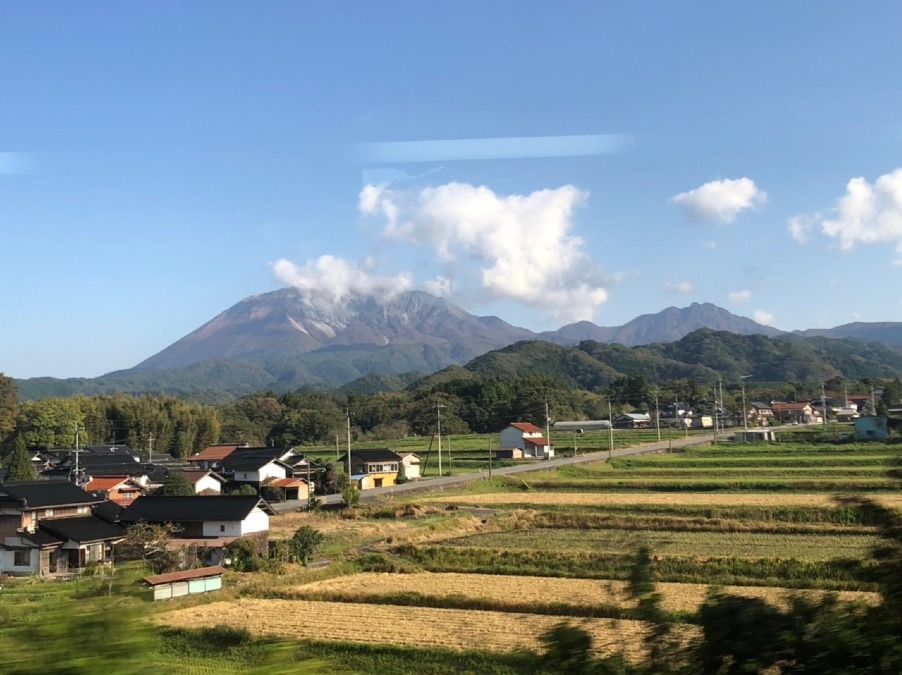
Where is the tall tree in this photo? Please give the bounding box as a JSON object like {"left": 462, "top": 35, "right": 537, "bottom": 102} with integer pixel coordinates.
{"left": 156, "top": 471, "right": 195, "bottom": 496}
{"left": 0, "top": 373, "right": 18, "bottom": 442}
{"left": 6, "top": 435, "right": 36, "bottom": 481}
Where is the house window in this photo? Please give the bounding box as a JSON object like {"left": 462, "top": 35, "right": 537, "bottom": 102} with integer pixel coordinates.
{"left": 14, "top": 550, "right": 30, "bottom": 567}
{"left": 44, "top": 509, "right": 54, "bottom": 518}
{"left": 220, "top": 525, "right": 226, "bottom": 533}
{"left": 77, "top": 506, "right": 90, "bottom": 514}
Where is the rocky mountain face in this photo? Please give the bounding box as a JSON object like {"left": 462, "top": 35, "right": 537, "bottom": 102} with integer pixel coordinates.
{"left": 135, "top": 288, "right": 535, "bottom": 370}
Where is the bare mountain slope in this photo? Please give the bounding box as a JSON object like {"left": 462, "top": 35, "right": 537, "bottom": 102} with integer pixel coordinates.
{"left": 135, "top": 288, "right": 536, "bottom": 370}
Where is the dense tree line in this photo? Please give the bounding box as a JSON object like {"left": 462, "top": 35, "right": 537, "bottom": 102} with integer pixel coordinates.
{"left": 2, "top": 370, "right": 900, "bottom": 459}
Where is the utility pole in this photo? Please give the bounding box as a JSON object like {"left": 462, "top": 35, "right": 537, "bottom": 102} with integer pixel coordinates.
{"left": 740, "top": 375, "right": 751, "bottom": 433}
{"left": 655, "top": 393, "right": 661, "bottom": 443}
{"left": 346, "top": 408, "right": 352, "bottom": 479}
{"left": 821, "top": 384, "right": 827, "bottom": 428}
{"left": 544, "top": 396, "right": 551, "bottom": 460}
{"left": 607, "top": 399, "right": 614, "bottom": 459}
{"left": 712, "top": 387, "right": 718, "bottom": 444}
{"left": 436, "top": 402, "right": 444, "bottom": 477}
{"left": 306, "top": 455, "right": 312, "bottom": 509}
{"left": 74, "top": 422, "right": 81, "bottom": 484}
{"left": 148, "top": 432, "right": 154, "bottom": 461}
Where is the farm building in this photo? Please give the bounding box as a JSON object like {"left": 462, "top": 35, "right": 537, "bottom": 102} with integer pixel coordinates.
{"left": 854, "top": 416, "right": 889, "bottom": 441}
{"left": 145, "top": 565, "right": 225, "bottom": 601}
{"left": 614, "top": 413, "right": 651, "bottom": 429}
{"left": 499, "top": 422, "right": 554, "bottom": 459}
{"left": 398, "top": 453, "right": 421, "bottom": 480}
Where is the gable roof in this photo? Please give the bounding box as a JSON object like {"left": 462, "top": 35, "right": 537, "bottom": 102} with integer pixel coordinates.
{"left": 183, "top": 470, "right": 226, "bottom": 485}
{"left": 39, "top": 515, "right": 125, "bottom": 543}
{"left": 186, "top": 443, "right": 248, "bottom": 463}
{"left": 218, "top": 455, "right": 290, "bottom": 472}
{"left": 338, "top": 449, "right": 403, "bottom": 464}
{"left": 771, "top": 402, "right": 813, "bottom": 411}
{"left": 144, "top": 565, "right": 226, "bottom": 586}
{"left": 524, "top": 436, "right": 551, "bottom": 446}
{"left": 84, "top": 476, "right": 144, "bottom": 492}
{"left": 509, "top": 422, "right": 544, "bottom": 434}
{"left": 119, "top": 495, "right": 266, "bottom": 523}
{"left": 0, "top": 481, "right": 104, "bottom": 509}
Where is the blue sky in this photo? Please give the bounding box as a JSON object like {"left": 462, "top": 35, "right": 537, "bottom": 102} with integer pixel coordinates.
{"left": 2, "top": 2, "right": 901, "bottom": 378}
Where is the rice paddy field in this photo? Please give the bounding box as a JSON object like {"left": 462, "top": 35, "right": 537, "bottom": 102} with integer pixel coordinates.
{"left": 154, "top": 438, "right": 901, "bottom": 670}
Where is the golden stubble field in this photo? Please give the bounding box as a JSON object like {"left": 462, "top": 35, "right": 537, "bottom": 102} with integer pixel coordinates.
{"left": 157, "top": 598, "right": 689, "bottom": 660}
{"left": 290, "top": 571, "right": 880, "bottom": 612}
{"left": 421, "top": 492, "right": 902, "bottom": 508}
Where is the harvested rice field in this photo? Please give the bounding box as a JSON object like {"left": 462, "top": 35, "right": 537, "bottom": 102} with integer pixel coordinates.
{"left": 422, "top": 491, "right": 902, "bottom": 509}
{"left": 448, "top": 528, "right": 878, "bottom": 560}
{"left": 291, "top": 571, "right": 880, "bottom": 613}
{"left": 157, "top": 598, "right": 685, "bottom": 661}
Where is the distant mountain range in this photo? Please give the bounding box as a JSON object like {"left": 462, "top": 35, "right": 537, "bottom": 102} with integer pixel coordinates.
{"left": 13, "top": 288, "right": 902, "bottom": 400}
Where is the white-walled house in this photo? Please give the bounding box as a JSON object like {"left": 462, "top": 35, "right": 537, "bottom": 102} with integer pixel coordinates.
{"left": 119, "top": 495, "right": 270, "bottom": 550}
{"left": 398, "top": 452, "right": 421, "bottom": 480}
{"left": 183, "top": 470, "right": 226, "bottom": 494}
{"left": 218, "top": 456, "right": 290, "bottom": 486}
{"left": 500, "top": 422, "right": 554, "bottom": 459}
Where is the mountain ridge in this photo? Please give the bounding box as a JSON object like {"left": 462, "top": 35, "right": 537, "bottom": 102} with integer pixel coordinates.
{"left": 12, "top": 288, "right": 902, "bottom": 400}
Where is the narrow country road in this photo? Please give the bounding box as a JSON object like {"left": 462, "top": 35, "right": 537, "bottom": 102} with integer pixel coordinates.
{"left": 270, "top": 432, "right": 715, "bottom": 513}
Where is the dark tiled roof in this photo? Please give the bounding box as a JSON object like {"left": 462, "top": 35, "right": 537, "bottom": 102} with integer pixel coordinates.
{"left": 94, "top": 500, "right": 125, "bottom": 523}
{"left": 119, "top": 495, "right": 264, "bottom": 523}
{"left": 338, "top": 449, "right": 403, "bottom": 463}
{"left": 219, "top": 455, "right": 288, "bottom": 472}
{"left": 0, "top": 481, "right": 104, "bottom": 509}
{"left": 22, "top": 530, "right": 64, "bottom": 548}
{"left": 82, "top": 445, "right": 137, "bottom": 456}
{"left": 39, "top": 516, "right": 125, "bottom": 543}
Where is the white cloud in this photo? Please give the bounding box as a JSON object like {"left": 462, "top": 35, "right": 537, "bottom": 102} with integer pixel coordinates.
{"left": 358, "top": 182, "right": 609, "bottom": 321}
{"left": 728, "top": 290, "right": 752, "bottom": 305}
{"left": 702, "top": 240, "right": 718, "bottom": 249}
{"left": 787, "top": 215, "right": 814, "bottom": 243}
{"left": 661, "top": 281, "right": 694, "bottom": 293}
{"left": 753, "top": 310, "right": 776, "bottom": 326}
{"left": 422, "top": 276, "right": 454, "bottom": 297}
{"left": 789, "top": 169, "right": 902, "bottom": 260}
{"left": 670, "top": 177, "right": 766, "bottom": 224}
{"left": 269, "top": 255, "right": 412, "bottom": 305}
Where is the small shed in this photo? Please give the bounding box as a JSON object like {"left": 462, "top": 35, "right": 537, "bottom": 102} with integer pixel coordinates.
{"left": 854, "top": 416, "right": 889, "bottom": 441}
{"left": 144, "top": 565, "right": 226, "bottom": 601}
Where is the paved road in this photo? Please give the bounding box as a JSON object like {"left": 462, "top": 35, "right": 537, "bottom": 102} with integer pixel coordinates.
{"left": 270, "top": 431, "right": 715, "bottom": 513}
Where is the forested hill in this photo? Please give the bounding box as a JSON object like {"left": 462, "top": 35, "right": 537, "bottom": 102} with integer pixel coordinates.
{"left": 13, "top": 329, "right": 902, "bottom": 402}
{"left": 413, "top": 329, "right": 902, "bottom": 393}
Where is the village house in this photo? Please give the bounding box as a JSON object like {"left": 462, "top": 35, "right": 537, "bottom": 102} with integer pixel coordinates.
{"left": 0, "top": 481, "right": 124, "bottom": 576}
{"left": 499, "top": 422, "right": 554, "bottom": 459}
{"left": 770, "top": 402, "right": 822, "bottom": 425}
{"left": 182, "top": 470, "right": 226, "bottom": 495}
{"left": 217, "top": 454, "right": 290, "bottom": 487}
{"left": 118, "top": 495, "right": 271, "bottom": 553}
{"left": 398, "top": 452, "right": 421, "bottom": 480}
{"left": 614, "top": 413, "right": 652, "bottom": 429}
{"left": 337, "top": 449, "right": 403, "bottom": 489}
{"left": 746, "top": 402, "right": 774, "bottom": 426}
{"left": 84, "top": 476, "right": 147, "bottom": 505}
{"left": 185, "top": 443, "right": 250, "bottom": 470}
